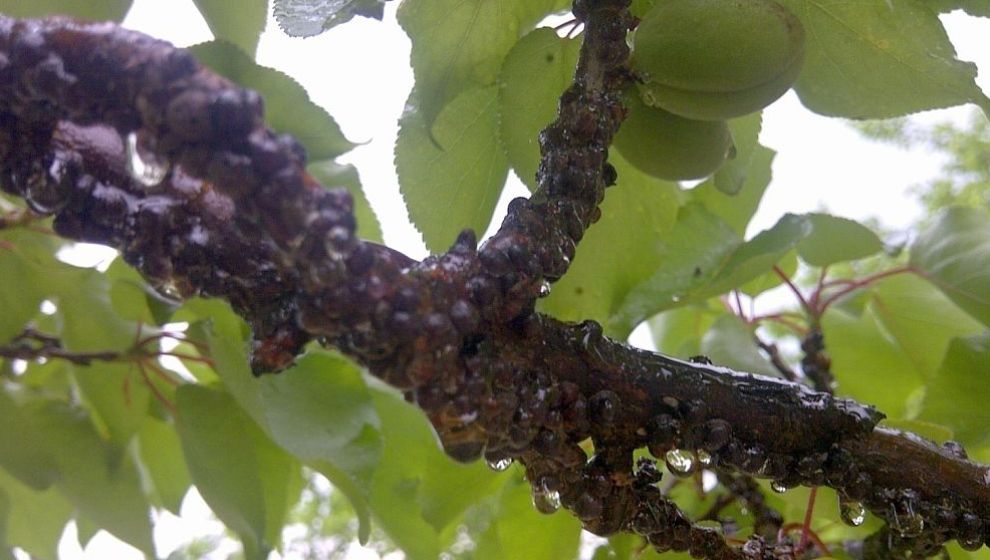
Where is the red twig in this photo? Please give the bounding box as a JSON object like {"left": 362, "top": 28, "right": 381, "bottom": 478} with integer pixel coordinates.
{"left": 799, "top": 486, "right": 818, "bottom": 553}
{"left": 774, "top": 266, "right": 813, "bottom": 317}
{"left": 818, "top": 266, "right": 915, "bottom": 313}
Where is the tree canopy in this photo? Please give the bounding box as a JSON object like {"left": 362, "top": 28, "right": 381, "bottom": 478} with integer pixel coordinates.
{"left": 0, "top": 1, "right": 989, "bottom": 560}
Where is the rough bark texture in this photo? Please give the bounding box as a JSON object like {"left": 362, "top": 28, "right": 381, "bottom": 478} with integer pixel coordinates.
{"left": 1, "top": 6, "right": 988, "bottom": 558}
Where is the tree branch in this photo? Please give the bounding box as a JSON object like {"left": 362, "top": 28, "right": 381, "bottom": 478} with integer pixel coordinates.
{"left": 1, "top": 9, "right": 987, "bottom": 558}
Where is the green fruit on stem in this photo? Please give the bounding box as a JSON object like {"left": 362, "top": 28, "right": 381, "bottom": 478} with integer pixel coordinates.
{"left": 632, "top": 0, "right": 805, "bottom": 120}
{"left": 613, "top": 90, "right": 733, "bottom": 181}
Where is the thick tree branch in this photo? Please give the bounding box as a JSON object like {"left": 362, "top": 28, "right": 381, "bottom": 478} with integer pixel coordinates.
{"left": 1, "top": 8, "right": 988, "bottom": 558}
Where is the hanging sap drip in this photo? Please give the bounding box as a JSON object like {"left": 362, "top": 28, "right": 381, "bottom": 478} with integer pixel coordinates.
{"left": 889, "top": 499, "right": 924, "bottom": 537}
{"left": 538, "top": 280, "right": 552, "bottom": 298}
{"left": 770, "top": 480, "right": 789, "bottom": 494}
{"left": 838, "top": 497, "right": 866, "bottom": 527}
{"left": 532, "top": 483, "right": 561, "bottom": 514}
{"left": 696, "top": 449, "right": 713, "bottom": 468}
{"left": 127, "top": 132, "right": 170, "bottom": 186}
{"left": 665, "top": 449, "right": 696, "bottom": 477}
{"left": 487, "top": 458, "right": 513, "bottom": 472}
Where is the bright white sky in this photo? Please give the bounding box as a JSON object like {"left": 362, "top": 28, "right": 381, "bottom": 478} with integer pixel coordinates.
{"left": 38, "top": 1, "right": 990, "bottom": 558}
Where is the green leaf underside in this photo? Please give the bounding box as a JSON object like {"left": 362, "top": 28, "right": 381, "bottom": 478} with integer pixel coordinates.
{"left": 0, "top": 468, "right": 73, "bottom": 559}
{"left": 797, "top": 213, "right": 884, "bottom": 266}
{"left": 189, "top": 41, "right": 356, "bottom": 161}
{"left": 910, "top": 206, "right": 990, "bottom": 327}
{"left": 193, "top": 0, "right": 267, "bottom": 56}
{"left": 396, "top": 86, "right": 509, "bottom": 253}
{"left": 137, "top": 417, "right": 192, "bottom": 515}
{"left": 690, "top": 143, "right": 775, "bottom": 236}
{"left": 607, "top": 208, "right": 812, "bottom": 338}
{"left": 398, "top": 0, "right": 570, "bottom": 127}
{"left": 368, "top": 388, "right": 506, "bottom": 560}
{"left": 929, "top": 0, "right": 990, "bottom": 16}
{"left": 177, "top": 385, "right": 300, "bottom": 559}
{"left": 0, "top": 0, "right": 132, "bottom": 20}
{"left": 474, "top": 477, "right": 582, "bottom": 560}
{"left": 498, "top": 28, "right": 582, "bottom": 191}
{"left": 650, "top": 303, "right": 721, "bottom": 359}
{"left": 920, "top": 334, "right": 990, "bottom": 447}
{"left": 713, "top": 112, "right": 764, "bottom": 196}
{"left": 779, "top": 0, "right": 990, "bottom": 118}
{"left": 274, "top": 0, "right": 387, "bottom": 38}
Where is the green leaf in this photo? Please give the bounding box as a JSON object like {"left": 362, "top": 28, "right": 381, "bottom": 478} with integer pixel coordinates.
{"left": 797, "top": 213, "right": 884, "bottom": 266}
{"left": 274, "top": 0, "right": 386, "bottom": 37}
{"left": 176, "top": 385, "right": 299, "bottom": 559}
{"left": 0, "top": 390, "right": 58, "bottom": 490}
{"left": 649, "top": 304, "right": 721, "bottom": 359}
{"left": 257, "top": 351, "right": 381, "bottom": 540}
{"left": 869, "top": 274, "right": 984, "bottom": 379}
{"left": 474, "top": 476, "right": 581, "bottom": 560}
{"left": 607, "top": 209, "right": 811, "bottom": 338}
{"left": 910, "top": 206, "right": 990, "bottom": 327}
{"left": 928, "top": 0, "right": 990, "bottom": 17}
{"left": 920, "top": 334, "right": 990, "bottom": 448}
{"left": 0, "top": 469, "right": 72, "bottom": 560}
{"left": 136, "top": 417, "right": 191, "bottom": 515}
{"left": 193, "top": 0, "right": 268, "bottom": 56}
{"left": 713, "top": 113, "right": 764, "bottom": 196}
{"left": 369, "top": 388, "right": 504, "bottom": 560}
{"left": 396, "top": 86, "right": 509, "bottom": 252}
{"left": 46, "top": 265, "right": 135, "bottom": 353}
{"left": 307, "top": 160, "right": 384, "bottom": 243}
{"left": 70, "top": 363, "right": 150, "bottom": 448}
{"left": 30, "top": 401, "right": 154, "bottom": 554}
{"left": 1, "top": 0, "right": 132, "bottom": 20}
{"left": 778, "top": 0, "right": 990, "bottom": 117}
{"left": 189, "top": 41, "right": 356, "bottom": 161}
{"left": 498, "top": 28, "right": 581, "bottom": 191}
{"left": 539, "top": 150, "right": 682, "bottom": 332}
{"left": 0, "top": 242, "right": 44, "bottom": 343}
{"left": 701, "top": 314, "right": 780, "bottom": 377}
{"left": 398, "top": 0, "right": 567, "bottom": 126}
{"left": 740, "top": 250, "right": 797, "bottom": 297}
{"left": 106, "top": 258, "right": 178, "bottom": 325}
{"left": 690, "top": 144, "right": 775, "bottom": 235}
{"left": 822, "top": 306, "right": 921, "bottom": 418}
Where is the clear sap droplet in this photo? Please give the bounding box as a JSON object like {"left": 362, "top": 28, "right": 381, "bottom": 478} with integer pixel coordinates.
{"left": 538, "top": 280, "right": 551, "bottom": 298}
{"left": 158, "top": 282, "right": 182, "bottom": 300}
{"left": 890, "top": 501, "right": 924, "bottom": 537}
{"left": 127, "top": 132, "right": 169, "bottom": 186}
{"left": 770, "top": 481, "right": 789, "bottom": 494}
{"left": 532, "top": 487, "right": 561, "bottom": 514}
{"left": 487, "top": 458, "right": 513, "bottom": 472}
{"left": 839, "top": 499, "right": 866, "bottom": 527}
{"left": 665, "top": 449, "right": 696, "bottom": 477}
{"left": 696, "top": 449, "right": 713, "bottom": 468}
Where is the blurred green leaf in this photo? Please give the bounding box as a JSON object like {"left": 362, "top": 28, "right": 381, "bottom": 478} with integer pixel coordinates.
{"left": 1, "top": 0, "right": 132, "bottom": 20}
{"left": 498, "top": 28, "right": 581, "bottom": 191}
{"left": 177, "top": 385, "right": 300, "bottom": 559}
{"left": 189, "top": 41, "right": 356, "bottom": 160}
{"left": 701, "top": 314, "right": 780, "bottom": 377}
{"left": 70, "top": 363, "right": 150, "bottom": 448}
{"left": 474, "top": 476, "right": 581, "bottom": 560}
{"left": 0, "top": 242, "right": 43, "bottom": 343}
{"left": 920, "top": 334, "right": 990, "bottom": 448}
{"left": 714, "top": 112, "right": 764, "bottom": 196}
{"left": 779, "top": 0, "right": 990, "bottom": 117}
{"left": 137, "top": 417, "right": 191, "bottom": 515}
{"left": 822, "top": 306, "right": 921, "bottom": 418}
{"left": 398, "top": 0, "right": 568, "bottom": 126}
{"left": 0, "top": 390, "right": 58, "bottom": 490}
{"left": 608, "top": 209, "right": 811, "bottom": 337}
{"left": 649, "top": 303, "right": 722, "bottom": 358}
{"left": 869, "top": 274, "right": 983, "bottom": 379}
{"left": 797, "top": 213, "right": 884, "bottom": 266}
{"left": 193, "top": 0, "right": 268, "bottom": 56}
{"left": 910, "top": 206, "right": 990, "bottom": 327}
{"left": 0, "top": 469, "right": 72, "bottom": 560}
{"left": 880, "top": 419, "right": 954, "bottom": 444}
{"left": 274, "top": 0, "right": 386, "bottom": 37}
{"left": 396, "top": 86, "right": 508, "bottom": 252}
{"left": 740, "top": 250, "right": 797, "bottom": 297}
{"left": 690, "top": 144, "right": 775, "bottom": 235}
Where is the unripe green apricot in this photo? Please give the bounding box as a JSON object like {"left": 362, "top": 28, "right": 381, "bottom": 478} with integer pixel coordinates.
{"left": 632, "top": 0, "right": 805, "bottom": 120}
{"left": 613, "top": 90, "right": 733, "bottom": 181}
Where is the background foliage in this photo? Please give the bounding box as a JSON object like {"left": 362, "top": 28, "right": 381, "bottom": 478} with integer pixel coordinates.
{"left": 1, "top": 1, "right": 989, "bottom": 559}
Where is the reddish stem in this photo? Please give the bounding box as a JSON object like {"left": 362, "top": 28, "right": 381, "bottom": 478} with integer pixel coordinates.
{"left": 818, "top": 266, "right": 915, "bottom": 313}
{"left": 798, "top": 486, "right": 818, "bottom": 553}
{"left": 774, "top": 266, "right": 814, "bottom": 317}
